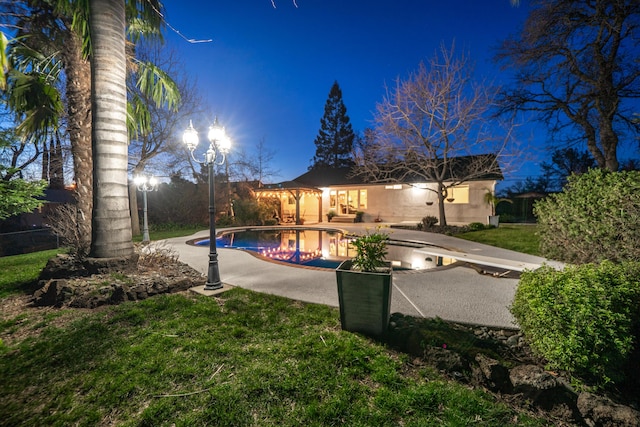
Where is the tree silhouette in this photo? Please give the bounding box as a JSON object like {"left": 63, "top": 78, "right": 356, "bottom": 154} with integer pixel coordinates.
{"left": 309, "top": 81, "right": 355, "bottom": 170}
{"left": 496, "top": 0, "right": 640, "bottom": 172}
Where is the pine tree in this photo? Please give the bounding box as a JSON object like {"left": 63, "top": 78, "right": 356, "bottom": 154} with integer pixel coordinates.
{"left": 309, "top": 81, "right": 355, "bottom": 170}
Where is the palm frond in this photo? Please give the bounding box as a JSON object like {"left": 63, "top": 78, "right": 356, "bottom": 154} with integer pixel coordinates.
{"left": 134, "top": 59, "right": 181, "bottom": 111}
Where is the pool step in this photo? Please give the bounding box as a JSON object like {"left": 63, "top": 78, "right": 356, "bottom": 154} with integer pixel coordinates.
{"left": 330, "top": 216, "right": 356, "bottom": 223}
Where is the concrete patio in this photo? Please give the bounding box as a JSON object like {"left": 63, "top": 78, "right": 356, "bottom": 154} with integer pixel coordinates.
{"left": 165, "top": 224, "right": 561, "bottom": 329}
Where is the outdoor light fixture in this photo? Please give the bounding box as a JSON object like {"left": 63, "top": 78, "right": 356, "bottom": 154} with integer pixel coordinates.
{"left": 183, "top": 118, "right": 231, "bottom": 291}
{"left": 133, "top": 174, "right": 158, "bottom": 243}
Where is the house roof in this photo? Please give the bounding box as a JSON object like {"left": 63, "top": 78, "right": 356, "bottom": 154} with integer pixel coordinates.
{"left": 292, "top": 167, "right": 363, "bottom": 187}
{"left": 289, "top": 154, "right": 503, "bottom": 188}
{"left": 258, "top": 180, "right": 322, "bottom": 192}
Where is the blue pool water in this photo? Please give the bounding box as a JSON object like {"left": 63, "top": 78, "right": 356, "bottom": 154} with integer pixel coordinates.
{"left": 194, "top": 228, "right": 454, "bottom": 270}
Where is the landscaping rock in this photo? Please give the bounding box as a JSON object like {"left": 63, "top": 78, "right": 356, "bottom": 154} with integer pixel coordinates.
{"left": 578, "top": 392, "right": 640, "bottom": 427}
{"left": 423, "top": 346, "right": 467, "bottom": 374}
{"left": 39, "top": 254, "right": 89, "bottom": 280}
{"left": 32, "top": 258, "right": 204, "bottom": 309}
{"left": 472, "top": 353, "right": 512, "bottom": 392}
{"left": 509, "top": 364, "right": 580, "bottom": 423}
{"left": 510, "top": 364, "right": 559, "bottom": 393}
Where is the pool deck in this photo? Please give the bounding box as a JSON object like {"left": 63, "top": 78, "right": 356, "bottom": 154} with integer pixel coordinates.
{"left": 165, "top": 224, "right": 563, "bottom": 329}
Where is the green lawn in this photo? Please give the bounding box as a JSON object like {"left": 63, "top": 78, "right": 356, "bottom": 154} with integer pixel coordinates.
{"left": 132, "top": 225, "right": 204, "bottom": 242}
{"left": 457, "top": 224, "right": 540, "bottom": 256}
{"left": 0, "top": 225, "right": 554, "bottom": 426}
{"left": 0, "top": 249, "right": 60, "bottom": 298}
{"left": 0, "top": 288, "right": 550, "bottom": 427}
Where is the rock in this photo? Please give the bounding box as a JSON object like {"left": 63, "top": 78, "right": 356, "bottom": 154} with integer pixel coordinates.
{"left": 509, "top": 364, "right": 580, "bottom": 422}
{"left": 83, "top": 255, "right": 139, "bottom": 275}
{"left": 578, "top": 392, "right": 640, "bottom": 427}
{"left": 472, "top": 353, "right": 512, "bottom": 392}
{"left": 39, "top": 254, "right": 88, "bottom": 280}
{"left": 506, "top": 334, "right": 520, "bottom": 348}
{"left": 33, "top": 280, "right": 67, "bottom": 307}
{"left": 31, "top": 259, "right": 205, "bottom": 309}
{"left": 423, "top": 346, "right": 467, "bottom": 374}
{"left": 510, "top": 364, "right": 559, "bottom": 393}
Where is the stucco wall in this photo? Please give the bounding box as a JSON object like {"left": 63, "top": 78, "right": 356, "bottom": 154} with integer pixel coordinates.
{"left": 320, "top": 181, "right": 495, "bottom": 225}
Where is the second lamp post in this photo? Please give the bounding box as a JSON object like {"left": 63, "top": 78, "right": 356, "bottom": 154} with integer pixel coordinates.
{"left": 183, "top": 118, "right": 231, "bottom": 291}
{"left": 133, "top": 175, "right": 158, "bottom": 243}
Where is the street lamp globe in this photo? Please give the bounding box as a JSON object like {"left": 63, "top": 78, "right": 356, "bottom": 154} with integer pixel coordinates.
{"left": 182, "top": 120, "right": 199, "bottom": 152}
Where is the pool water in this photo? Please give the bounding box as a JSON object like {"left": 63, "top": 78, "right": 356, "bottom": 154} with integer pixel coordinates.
{"left": 195, "top": 228, "right": 456, "bottom": 271}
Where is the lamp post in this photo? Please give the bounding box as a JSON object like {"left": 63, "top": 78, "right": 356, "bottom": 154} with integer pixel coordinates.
{"left": 133, "top": 174, "right": 158, "bottom": 243}
{"left": 183, "top": 118, "right": 231, "bottom": 291}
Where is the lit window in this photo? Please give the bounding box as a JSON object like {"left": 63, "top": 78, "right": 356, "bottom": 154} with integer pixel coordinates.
{"left": 359, "top": 190, "right": 367, "bottom": 209}
{"left": 385, "top": 184, "right": 402, "bottom": 190}
{"left": 445, "top": 186, "right": 469, "bottom": 204}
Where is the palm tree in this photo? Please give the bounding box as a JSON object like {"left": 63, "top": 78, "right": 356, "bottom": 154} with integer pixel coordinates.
{"left": 88, "top": 0, "right": 134, "bottom": 258}
{"left": 3, "top": 0, "right": 178, "bottom": 258}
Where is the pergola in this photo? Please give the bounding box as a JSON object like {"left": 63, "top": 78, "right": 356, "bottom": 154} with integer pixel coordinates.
{"left": 254, "top": 181, "right": 323, "bottom": 225}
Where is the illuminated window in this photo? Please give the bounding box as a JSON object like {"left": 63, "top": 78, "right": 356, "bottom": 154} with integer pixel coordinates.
{"left": 385, "top": 184, "right": 402, "bottom": 190}
{"left": 331, "top": 189, "right": 368, "bottom": 214}
{"left": 359, "top": 190, "right": 367, "bottom": 209}
{"left": 445, "top": 186, "right": 469, "bottom": 204}
{"left": 338, "top": 190, "right": 347, "bottom": 214}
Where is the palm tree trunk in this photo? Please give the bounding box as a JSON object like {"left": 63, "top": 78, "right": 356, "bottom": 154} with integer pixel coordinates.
{"left": 61, "top": 28, "right": 93, "bottom": 250}
{"left": 89, "top": 0, "right": 134, "bottom": 259}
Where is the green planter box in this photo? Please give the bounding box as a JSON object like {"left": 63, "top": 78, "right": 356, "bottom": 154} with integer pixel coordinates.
{"left": 335, "top": 260, "right": 392, "bottom": 338}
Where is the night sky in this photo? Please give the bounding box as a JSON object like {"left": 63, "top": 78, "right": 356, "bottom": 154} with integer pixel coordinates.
{"left": 161, "top": 0, "right": 540, "bottom": 187}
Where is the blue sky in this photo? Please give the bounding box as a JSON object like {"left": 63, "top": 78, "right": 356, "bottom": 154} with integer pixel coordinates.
{"left": 161, "top": 0, "right": 540, "bottom": 186}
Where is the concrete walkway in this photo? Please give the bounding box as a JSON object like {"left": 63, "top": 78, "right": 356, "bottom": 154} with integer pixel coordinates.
{"left": 165, "top": 224, "right": 561, "bottom": 329}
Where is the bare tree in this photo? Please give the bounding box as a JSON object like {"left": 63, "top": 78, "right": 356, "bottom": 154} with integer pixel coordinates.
{"left": 356, "top": 43, "right": 515, "bottom": 226}
{"left": 233, "top": 136, "right": 281, "bottom": 184}
{"left": 496, "top": 0, "right": 640, "bottom": 172}
{"left": 127, "top": 42, "right": 205, "bottom": 235}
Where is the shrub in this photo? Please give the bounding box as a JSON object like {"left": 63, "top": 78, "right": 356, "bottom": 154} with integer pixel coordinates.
{"left": 350, "top": 230, "right": 389, "bottom": 272}
{"left": 497, "top": 213, "right": 516, "bottom": 223}
{"left": 46, "top": 203, "right": 89, "bottom": 259}
{"left": 467, "top": 222, "right": 486, "bottom": 232}
{"left": 534, "top": 169, "right": 640, "bottom": 264}
{"left": 420, "top": 216, "right": 438, "bottom": 229}
{"left": 137, "top": 241, "right": 178, "bottom": 267}
{"left": 233, "top": 199, "right": 275, "bottom": 226}
{"left": 511, "top": 262, "right": 640, "bottom": 386}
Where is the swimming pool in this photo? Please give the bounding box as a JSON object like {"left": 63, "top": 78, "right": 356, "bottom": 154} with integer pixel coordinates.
{"left": 193, "top": 227, "right": 457, "bottom": 270}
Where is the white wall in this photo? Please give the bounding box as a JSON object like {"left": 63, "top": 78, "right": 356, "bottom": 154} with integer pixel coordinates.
{"left": 320, "top": 181, "right": 495, "bottom": 225}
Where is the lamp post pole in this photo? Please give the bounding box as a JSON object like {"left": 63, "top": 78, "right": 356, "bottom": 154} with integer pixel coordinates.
{"left": 134, "top": 175, "right": 158, "bottom": 243}
{"left": 183, "top": 118, "right": 231, "bottom": 291}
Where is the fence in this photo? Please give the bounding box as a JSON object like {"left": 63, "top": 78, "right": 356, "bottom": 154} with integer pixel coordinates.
{"left": 0, "top": 228, "right": 60, "bottom": 257}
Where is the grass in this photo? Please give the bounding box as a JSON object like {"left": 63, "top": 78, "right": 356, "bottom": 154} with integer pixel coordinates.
{"left": 0, "top": 249, "right": 60, "bottom": 298}
{"left": 132, "top": 225, "right": 204, "bottom": 242}
{"left": 0, "top": 226, "right": 553, "bottom": 425}
{"left": 0, "top": 289, "right": 550, "bottom": 426}
{"left": 456, "top": 224, "right": 540, "bottom": 256}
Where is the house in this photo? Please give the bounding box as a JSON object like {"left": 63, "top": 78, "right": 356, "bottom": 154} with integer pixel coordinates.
{"left": 255, "top": 155, "right": 504, "bottom": 225}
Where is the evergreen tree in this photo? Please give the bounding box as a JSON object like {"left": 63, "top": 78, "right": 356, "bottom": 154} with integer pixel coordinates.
{"left": 309, "top": 81, "right": 355, "bottom": 170}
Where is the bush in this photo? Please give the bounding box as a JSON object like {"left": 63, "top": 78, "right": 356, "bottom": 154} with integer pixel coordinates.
{"left": 535, "top": 169, "right": 640, "bottom": 264}
{"left": 233, "top": 199, "right": 277, "bottom": 226}
{"left": 467, "top": 222, "right": 486, "bottom": 232}
{"left": 511, "top": 262, "right": 640, "bottom": 386}
{"left": 418, "top": 216, "right": 438, "bottom": 230}
{"left": 46, "top": 203, "right": 89, "bottom": 259}
{"left": 350, "top": 230, "right": 389, "bottom": 272}
{"left": 496, "top": 213, "right": 516, "bottom": 223}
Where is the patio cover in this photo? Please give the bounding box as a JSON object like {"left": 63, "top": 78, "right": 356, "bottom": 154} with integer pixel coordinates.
{"left": 254, "top": 181, "right": 322, "bottom": 224}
